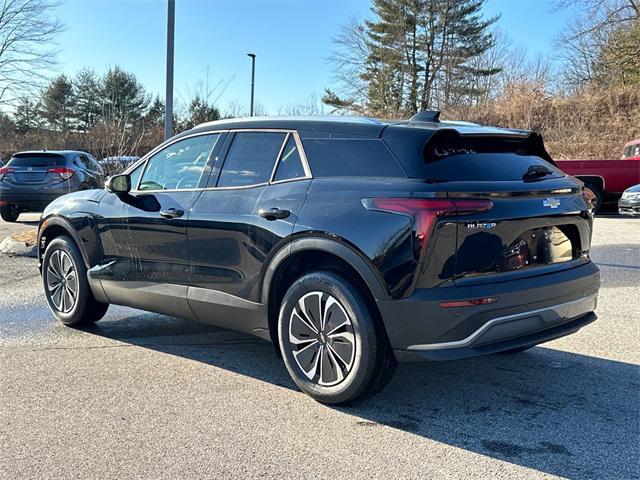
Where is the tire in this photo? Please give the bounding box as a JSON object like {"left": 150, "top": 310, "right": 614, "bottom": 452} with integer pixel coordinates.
{"left": 498, "top": 345, "right": 535, "bottom": 355}
{"left": 278, "top": 271, "right": 395, "bottom": 405}
{"left": 0, "top": 204, "right": 19, "bottom": 222}
{"left": 42, "top": 236, "right": 109, "bottom": 326}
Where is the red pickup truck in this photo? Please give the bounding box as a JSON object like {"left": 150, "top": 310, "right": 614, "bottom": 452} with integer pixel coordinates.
{"left": 555, "top": 139, "right": 640, "bottom": 211}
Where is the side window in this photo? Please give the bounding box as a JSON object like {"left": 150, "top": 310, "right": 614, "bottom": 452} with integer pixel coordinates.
{"left": 128, "top": 162, "right": 144, "bottom": 189}
{"left": 76, "top": 155, "right": 91, "bottom": 170}
{"left": 301, "top": 138, "right": 406, "bottom": 178}
{"left": 88, "top": 155, "right": 103, "bottom": 173}
{"left": 217, "top": 132, "right": 286, "bottom": 188}
{"left": 273, "top": 135, "right": 306, "bottom": 182}
{"left": 139, "top": 134, "right": 220, "bottom": 191}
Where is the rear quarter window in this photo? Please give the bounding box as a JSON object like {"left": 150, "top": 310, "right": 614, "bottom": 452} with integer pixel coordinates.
{"left": 301, "top": 138, "right": 406, "bottom": 178}
{"left": 425, "top": 153, "right": 564, "bottom": 182}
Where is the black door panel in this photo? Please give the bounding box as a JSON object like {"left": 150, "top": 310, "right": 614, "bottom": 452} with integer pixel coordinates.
{"left": 94, "top": 132, "right": 224, "bottom": 316}
{"left": 186, "top": 179, "right": 309, "bottom": 332}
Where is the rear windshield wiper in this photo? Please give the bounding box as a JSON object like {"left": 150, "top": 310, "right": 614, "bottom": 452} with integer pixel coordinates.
{"left": 522, "top": 164, "right": 553, "bottom": 181}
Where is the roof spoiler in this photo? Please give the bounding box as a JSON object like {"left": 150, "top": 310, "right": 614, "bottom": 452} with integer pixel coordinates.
{"left": 409, "top": 110, "right": 440, "bottom": 123}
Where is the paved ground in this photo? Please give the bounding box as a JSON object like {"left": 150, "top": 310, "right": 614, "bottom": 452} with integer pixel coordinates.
{"left": 0, "top": 214, "right": 638, "bottom": 479}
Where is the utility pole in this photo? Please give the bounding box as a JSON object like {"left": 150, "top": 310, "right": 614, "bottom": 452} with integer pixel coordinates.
{"left": 165, "top": 0, "right": 175, "bottom": 140}
{"left": 247, "top": 53, "right": 256, "bottom": 116}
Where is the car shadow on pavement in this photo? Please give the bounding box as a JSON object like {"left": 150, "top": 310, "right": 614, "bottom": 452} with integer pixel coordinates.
{"left": 87, "top": 312, "right": 639, "bottom": 480}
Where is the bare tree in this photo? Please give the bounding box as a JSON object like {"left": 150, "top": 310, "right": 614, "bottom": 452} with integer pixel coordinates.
{"left": 554, "top": 0, "right": 639, "bottom": 89}
{"left": 222, "top": 99, "right": 267, "bottom": 118}
{"left": 277, "top": 92, "right": 327, "bottom": 116}
{"left": 324, "top": 17, "right": 372, "bottom": 113}
{"left": 0, "top": 0, "right": 63, "bottom": 105}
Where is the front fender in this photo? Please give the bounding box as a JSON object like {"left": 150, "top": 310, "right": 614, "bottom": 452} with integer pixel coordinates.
{"left": 38, "top": 214, "right": 103, "bottom": 270}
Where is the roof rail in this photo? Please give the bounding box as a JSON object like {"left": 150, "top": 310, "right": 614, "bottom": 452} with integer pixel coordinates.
{"left": 409, "top": 110, "right": 440, "bottom": 123}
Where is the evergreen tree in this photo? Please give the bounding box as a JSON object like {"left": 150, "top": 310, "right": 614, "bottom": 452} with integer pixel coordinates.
{"left": 73, "top": 68, "right": 102, "bottom": 132}
{"left": 594, "top": 20, "right": 640, "bottom": 87}
{"left": 101, "top": 65, "right": 149, "bottom": 124}
{"left": 329, "top": 0, "right": 500, "bottom": 115}
{"left": 182, "top": 94, "right": 220, "bottom": 130}
{"left": 0, "top": 110, "right": 16, "bottom": 137}
{"left": 144, "top": 95, "right": 165, "bottom": 127}
{"left": 13, "top": 96, "right": 44, "bottom": 133}
{"left": 42, "top": 74, "right": 74, "bottom": 131}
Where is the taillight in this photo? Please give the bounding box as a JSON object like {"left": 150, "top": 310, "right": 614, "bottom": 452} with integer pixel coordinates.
{"left": 582, "top": 187, "right": 596, "bottom": 211}
{"left": 362, "top": 197, "right": 493, "bottom": 256}
{"left": 0, "top": 166, "right": 13, "bottom": 181}
{"left": 48, "top": 167, "right": 75, "bottom": 180}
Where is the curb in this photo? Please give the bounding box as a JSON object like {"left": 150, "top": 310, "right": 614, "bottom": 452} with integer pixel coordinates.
{"left": 0, "top": 235, "right": 37, "bottom": 258}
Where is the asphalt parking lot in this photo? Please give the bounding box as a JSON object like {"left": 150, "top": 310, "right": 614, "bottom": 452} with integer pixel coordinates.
{"left": 0, "top": 213, "right": 638, "bottom": 479}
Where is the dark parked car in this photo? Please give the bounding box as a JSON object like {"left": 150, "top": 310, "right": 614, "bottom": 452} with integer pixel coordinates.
{"left": 37, "top": 113, "right": 600, "bottom": 404}
{"left": 618, "top": 184, "right": 640, "bottom": 216}
{"left": 0, "top": 150, "right": 104, "bottom": 222}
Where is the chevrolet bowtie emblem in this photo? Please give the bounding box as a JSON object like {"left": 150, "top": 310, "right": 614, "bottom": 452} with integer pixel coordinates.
{"left": 543, "top": 197, "right": 561, "bottom": 208}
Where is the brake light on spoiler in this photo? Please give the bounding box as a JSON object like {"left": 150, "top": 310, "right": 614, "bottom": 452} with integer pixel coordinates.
{"left": 362, "top": 197, "right": 493, "bottom": 256}
{"left": 48, "top": 167, "right": 75, "bottom": 180}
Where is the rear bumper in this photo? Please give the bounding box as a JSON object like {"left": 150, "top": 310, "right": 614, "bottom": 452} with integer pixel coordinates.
{"left": 377, "top": 261, "right": 600, "bottom": 362}
{"left": 0, "top": 189, "right": 68, "bottom": 211}
{"left": 618, "top": 199, "right": 640, "bottom": 216}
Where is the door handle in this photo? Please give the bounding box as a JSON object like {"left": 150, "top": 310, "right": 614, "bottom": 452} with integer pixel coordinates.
{"left": 259, "top": 207, "right": 290, "bottom": 220}
{"left": 159, "top": 208, "right": 184, "bottom": 219}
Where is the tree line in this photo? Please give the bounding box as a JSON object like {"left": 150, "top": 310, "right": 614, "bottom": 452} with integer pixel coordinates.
{"left": 5, "top": 66, "right": 221, "bottom": 135}
{"left": 322, "top": 0, "right": 639, "bottom": 158}
{"left": 0, "top": 0, "right": 638, "bottom": 161}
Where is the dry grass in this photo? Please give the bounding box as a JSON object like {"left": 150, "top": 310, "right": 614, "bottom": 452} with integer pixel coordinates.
{"left": 454, "top": 85, "right": 640, "bottom": 159}
{"left": 11, "top": 229, "right": 37, "bottom": 246}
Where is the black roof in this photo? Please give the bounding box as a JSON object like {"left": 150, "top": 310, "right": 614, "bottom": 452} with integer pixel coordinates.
{"left": 186, "top": 115, "right": 533, "bottom": 139}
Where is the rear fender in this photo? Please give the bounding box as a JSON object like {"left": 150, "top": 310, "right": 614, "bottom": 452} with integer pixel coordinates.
{"left": 261, "top": 235, "right": 390, "bottom": 304}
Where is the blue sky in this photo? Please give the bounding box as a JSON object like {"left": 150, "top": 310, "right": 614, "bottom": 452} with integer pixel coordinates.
{"left": 54, "top": 0, "right": 575, "bottom": 114}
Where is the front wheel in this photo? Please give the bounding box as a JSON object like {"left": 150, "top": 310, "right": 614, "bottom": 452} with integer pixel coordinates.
{"left": 42, "top": 236, "right": 109, "bottom": 326}
{"left": 0, "top": 204, "right": 20, "bottom": 222}
{"left": 278, "top": 271, "right": 395, "bottom": 404}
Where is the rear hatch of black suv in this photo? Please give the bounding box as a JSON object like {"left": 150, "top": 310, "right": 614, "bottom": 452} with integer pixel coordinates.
{"left": 433, "top": 130, "right": 592, "bottom": 287}
{"left": 383, "top": 125, "right": 595, "bottom": 288}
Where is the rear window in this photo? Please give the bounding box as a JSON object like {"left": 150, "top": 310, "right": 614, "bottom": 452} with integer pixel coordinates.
{"left": 425, "top": 153, "right": 564, "bottom": 182}
{"left": 302, "top": 138, "right": 406, "bottom": 178}
{"left": 7, "top": 155, "right": 65, "bottom": 167}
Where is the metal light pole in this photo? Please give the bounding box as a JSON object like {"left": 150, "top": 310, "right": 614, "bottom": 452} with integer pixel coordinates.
{"left": 165, "top": 0, "right": 175, "bottom": 140}
{"left": 247, "top": 53, "right": 256, "bottom": 116}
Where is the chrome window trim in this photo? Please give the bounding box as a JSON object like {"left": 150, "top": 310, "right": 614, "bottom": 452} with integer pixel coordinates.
{"left": 122, "top": 128, "right": 313, "bottom": 194}
{"left": 268, "top": 132, "right": 291, "bottom": 184}
{"left": 125, "top": 130, "right": 227, "bottom": 193}
{"left": 209, "top": 129, "right": 312, "bottom": 191}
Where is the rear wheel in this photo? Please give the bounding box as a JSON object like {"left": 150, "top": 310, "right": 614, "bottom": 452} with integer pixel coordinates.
{"left": 278, "top": 271, "right": 395, "bottom": 404}
{"left": 0, "top": 204, "right": 19, "bottom": 222}
{"left": 42, "top": 236, "right": 109, "bottom": 326}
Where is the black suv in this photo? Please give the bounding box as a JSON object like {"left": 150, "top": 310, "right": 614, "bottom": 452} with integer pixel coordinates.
{"left": 0, "top": 150, "right": 103, "bottom": 222}
{"left": 37, "top": 113, "right": 600, "bottom": 404}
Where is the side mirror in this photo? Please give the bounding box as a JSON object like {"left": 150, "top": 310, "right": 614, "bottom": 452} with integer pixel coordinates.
{"left": 105, "top": 174, "right": 131, "bottom": 193}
